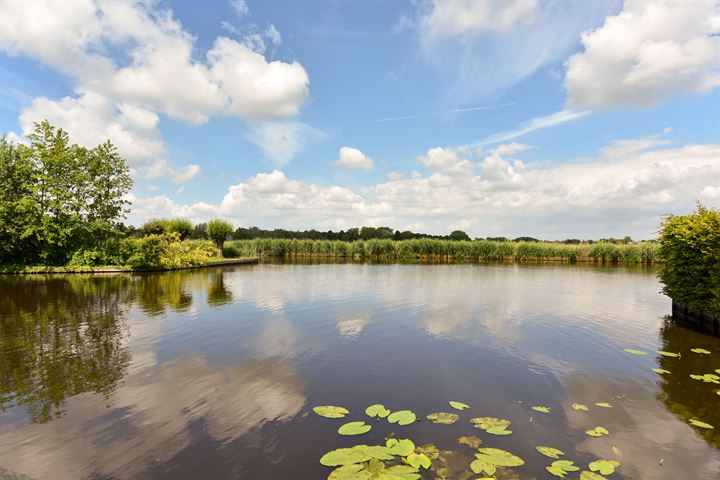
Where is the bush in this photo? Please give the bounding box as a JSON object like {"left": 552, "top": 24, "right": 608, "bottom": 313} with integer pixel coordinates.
{"left": 658, "top": 204, "right": 720, "bottom": 316}
{"left": 118, "top": 234, "right": 214, "bottom": 269}
{"left": 141, "top": 218, "right": 193, "bottom": 240}
{"left": 207, "top": 219, "right": 234, "bottom": 253}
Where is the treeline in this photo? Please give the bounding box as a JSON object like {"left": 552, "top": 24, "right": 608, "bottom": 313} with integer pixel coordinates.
{"left": 222, "top": 238, "right": 660, "bottom": 264}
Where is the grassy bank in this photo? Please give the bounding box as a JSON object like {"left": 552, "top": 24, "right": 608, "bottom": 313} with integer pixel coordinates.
{"left": 223, "top": 238, "right": 659, "bottom": 263}
{"left": 0, "top": 257, "right": 258, "bottom": 274}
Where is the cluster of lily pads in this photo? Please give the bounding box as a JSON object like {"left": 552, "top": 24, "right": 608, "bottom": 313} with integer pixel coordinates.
{"left": 624, "top": 344, "right": 717, "bottom": 429}
{"left": 313, "top": 400, "right": 625, "bottom": 479}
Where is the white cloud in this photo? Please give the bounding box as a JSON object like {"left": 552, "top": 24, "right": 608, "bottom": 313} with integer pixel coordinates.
{"left": 334, "top": 147, "right": 375, "bottom": 170}
{"left": 490, "top": 143, "right": 533, "bottom": 156}
{"left": 565, "top": 1, "right": 720, "bottom": 110}
{"left": 127, "top": 137, "right": 720, "bottom": 239}
{"left": 142, "top": 160, "right": 202, "bottom": 184}
{"left": 230, "top": 0, "right": 250, "bottom": 17}
{"left": 265, "top": 24, "right": 282, "bottom": 46}
{"left": 421, "top": 0, "right": 538, "bottom": 39}
{"left": 478, "top": 109, "right": 590, "bottom": 145}
{"left": 245, "top": 121, "right": 321, "bottom": 167}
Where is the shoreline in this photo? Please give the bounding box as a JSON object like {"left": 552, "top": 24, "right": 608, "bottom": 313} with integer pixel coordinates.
{"left": 0, "top": 257, "right": 259, "bottom": 275}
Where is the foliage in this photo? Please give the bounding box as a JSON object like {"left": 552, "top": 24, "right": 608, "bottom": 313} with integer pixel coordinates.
{"left": 141, "top": 218, "right": 193, "bottom": 240}
{"left": 658, "top": 204, "right": 720, "bottom": 316}
{"left": 119, "top": 233, "right": 215, "bottom": 269}
{"left": 207, "top": 219, "right": 234, "bottom": 252}
{"left": 0, "top": 122, "right": 132, "bottom": 265}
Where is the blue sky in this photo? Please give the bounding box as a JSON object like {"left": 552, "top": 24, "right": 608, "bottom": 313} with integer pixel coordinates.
{"left": 1, "top": 0, "right": 718, "bottom": 238}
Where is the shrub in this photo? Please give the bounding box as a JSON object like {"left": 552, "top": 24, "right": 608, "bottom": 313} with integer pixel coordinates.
{"left": 167, "top": 218, "right": 193, "bottom": 240}
{"left": 658, "top": 204, "right": 720, "bottom": 316}
{"left": 207, "top": 219, "right": 234, "bottom": 253}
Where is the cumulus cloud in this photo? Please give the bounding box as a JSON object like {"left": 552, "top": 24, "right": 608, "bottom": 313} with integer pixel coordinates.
{"left": 126, "top": 136, "right": 720, "bottom": 239}
{"left": 565, "top": 1, "right": 720, "bottom": 110}
{"left": 421, "top": 0, "right": 539, "bottom": 39}
{"left": 334, "top": 147, "right": 375, "bottom": 170}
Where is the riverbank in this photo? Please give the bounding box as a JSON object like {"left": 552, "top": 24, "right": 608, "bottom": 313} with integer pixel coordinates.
{"left": 0, "top": 257, "right": 259, "bottom": 274}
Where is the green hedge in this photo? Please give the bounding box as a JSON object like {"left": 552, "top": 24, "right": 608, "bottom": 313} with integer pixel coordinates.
{"left": 658, "top": 204, "right": 720, "bottom": 317}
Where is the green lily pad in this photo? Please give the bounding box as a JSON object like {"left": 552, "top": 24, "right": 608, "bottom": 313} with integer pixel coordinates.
{"left": 470, "top": 460, "right": 496, "bottom": 476}
{"left": 689, "top": 373, "right": 720, "bottom": 384}
{"left": 572, "top": 403, "right": 589, "bottom": 411}
{"left": 378, "top": 465, "right": 421, "bottom": 479}
{"left": 320, "top": 445, "right": 393, "bottom": 466}
{"left": 624, "top": 348, "right": 649, "bottom": 356}
{"left": 580, "top": 471, "right": 606, "bottom": 480}
{"left": 689, "top": 419, "right": 714, "bottom": 429}
{"left": 586, "top": 426, "right": 609, "bottom": 437}
{"left": 594, "top": 402, "right": 612, "bottom": 408}
{"left": 365, "top": 404, "right": 391, "bottom": 418}
{"left": 328, "top": 464, "right": 370, "bottom": 480}
{"left": 589, "top": 459, "right": 620, "bottom": 475}
{"left": 387, "top": 410, "right": 416, "bottom": 426}
{"left": 536, "top": 446, "right": 564, "bottom": 459}
{"left": 652, "top": 368, "right": 671, "bottom": 374}
{"left": 449, "top": 401, "right": 470, "bottom": 410}
{"left": 426, "top": 412, "right": 459, "bottom": 425}
{"left": 328, "top": 463, "right": 421, "bottom": 480}
{"left": 552, "top": 460, "right": 579, "bottom": 472}
{"left": 716, "top": 369, "right": 720, "bottom": 374}
{"left": 457, "top": 435, "right": 483, "bottom": 449}
{"left": 475, "top": 448, "right": 525, "bottom": 467}
{"left": 386, "top": 439, "right": 415, "bottom": 457}
{"left": 691, "top": 348, "right": 711, "bottom": 354}
{"left": 485, "top": 426, "right": 513, "bottom": 435}
{"left": 338, "top": 421, "right": 372, "bottom": 435}
{"left": 406, "top": 453, "right": 431, "bottom": 469}
{"left": 656, "top": 350, "right": 681, "bottom": 357}
{"left": 532, "top": 406, "right": 551, "bottom": 413}
{"left": 314, "top": 405, "right": 349, "bottom": 418}
{"left": 546, "top": 465, "right": 568, "bottom": 478}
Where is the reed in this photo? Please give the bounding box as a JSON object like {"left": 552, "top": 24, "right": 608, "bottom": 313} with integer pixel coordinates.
{"left": 222, "top": 239, "right": 659, "bottom": 263}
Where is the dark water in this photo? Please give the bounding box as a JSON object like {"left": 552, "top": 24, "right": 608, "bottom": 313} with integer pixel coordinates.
{"left": 0, "top": 263, "right": 718, "bottom": 479}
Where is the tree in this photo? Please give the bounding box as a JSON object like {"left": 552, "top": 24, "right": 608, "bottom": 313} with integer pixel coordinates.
{"left": 449, "top": 230, "right": 471, "bottom": 241}
{"left": 207, "top": 219, "right": 234, "bottom": 254}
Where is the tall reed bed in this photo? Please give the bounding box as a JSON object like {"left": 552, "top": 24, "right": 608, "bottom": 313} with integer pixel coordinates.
{"left": 223, "top": 238, "right": 659, "bottom": 263}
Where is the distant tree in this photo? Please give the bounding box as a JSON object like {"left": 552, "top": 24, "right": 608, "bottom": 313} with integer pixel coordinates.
{"left": 141, "top": 218, "right": 170, "bottom": 236}
{"left": 191, "top": 222, "right": 207, "bottom": 239}
{"left": 168, "top": 218, "right": 193, "bottom": 240}
{"left": 207, "top": 219, "right": 234, "bottom": 253}
{"left": 449, "top": 230, "right": 471, "bottom": 241}
{"left": 513, "top": 236, "right": 539, "bottom": 243}
{"left": 486, "top": 237, "right": 508, "bottom": 242}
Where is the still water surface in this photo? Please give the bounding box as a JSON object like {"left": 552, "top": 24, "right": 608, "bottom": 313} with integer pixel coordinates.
{"left": 0, "top": 263, "right": 718, "bottom": 479}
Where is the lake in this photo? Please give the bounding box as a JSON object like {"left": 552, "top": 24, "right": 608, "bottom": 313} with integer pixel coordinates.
{"left": 0, "top": 263, "right": 718, "bottom": 479}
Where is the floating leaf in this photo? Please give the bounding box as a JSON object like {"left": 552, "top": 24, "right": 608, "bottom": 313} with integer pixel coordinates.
{"left": 314, "top": 405, "right": 349, "bottom": 418}
{"left": 552, "top": 460, "right": 579, "bottom": 472}
{"left": 691, "top": 348, "right": 711, "bottom": 354}
{"left": 485, "top": 426, "right": 513, "bottom": 435}
{"left": 321, "top": 445, "right": 391, "bottom": 466}
{"left": 580, "top": 471, "right": 607, "bottom": 480}
{"left": 386, "top": 439, "right": 415, "bottom": 457}
{"left": 406, "top": 453, "right": 431, "bottom": 469}
{"left": 470, "top": 460, "right": 496, "bottom": 476}
{"left": 689, "top": 373, "right": 720, "bottom": 384}
{"left": 380, "top": 465, "right": 421, "bottom": 479}
{"left": 586, "top": 426, "right": 609, "bottom": 437}
{"left": 589, "top": 459, "right": 620, "bottom": 475}
{"left": 536, "top": 446, "right": 564, "bottom": 459}
{"left": 449, "top": 401, "right": 470, "bottom": 410}
{"left": 572, "top": 403, "right": 589, "bottom": 411}
{"left": 338, "top": 421, "right": 372, "bottom": 435}
{"left": 652, "top": 368, "right": 671, "bottom": 374}
{"left": 532, "top": 406, "right": 551, "bottom": 414}
{"left": 415, "top": 444, "right": 440, "bottom": 460}
{"left": 546, "top": 465, "right": 568, "bottom": 478}
{"left": 387, "top": 410, "right": 416, "bottom": 426}
{"left": 624, "top": 348, "right": 649, "bottom": 356}
{"left": 475, "top": 448, "right": 525, "bottom": 467}
{"left": 327, "top": 464, "right": 368, "bottom": 480}
{"left": 716, "top": 369, "right": 720, "bottom": 374}
{"left": 595, "top": 402, "right": 613, "bottom": 408}
{"left": 365, "top": 404, "right": 391, "bottom": 418}
{"left": 426, "top": 412, "right": 459, "bottom": 425}
{"left": 656, "top": 350, "right": 681, "bottom": 358}
{"left": 689, "top": 419, "right": 714, "bottom": 429}
{"left": 457, "top": 436, "right": 483, "bottom": 449}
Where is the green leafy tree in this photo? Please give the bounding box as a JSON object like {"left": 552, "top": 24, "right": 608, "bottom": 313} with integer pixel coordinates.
{"left": 449, "top": 230, "right": 471, "bottom": 241}
{"left": 207, "top": 219, "right": 234, "bottom": 254}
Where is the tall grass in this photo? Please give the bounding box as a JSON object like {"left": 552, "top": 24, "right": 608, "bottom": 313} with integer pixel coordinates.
{"left": 222, "top": 238, "right": 659, "bottom": 264}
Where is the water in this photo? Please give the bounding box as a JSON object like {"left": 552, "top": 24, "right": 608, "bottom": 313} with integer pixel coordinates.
{"left": 0, "top": 263, "right": 718, "bottom": 479}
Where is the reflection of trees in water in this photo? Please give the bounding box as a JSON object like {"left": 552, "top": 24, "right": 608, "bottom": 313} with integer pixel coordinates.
{"left": 657, "top": 320, "right": 720, "bottom": 449}
{"left": 0, "top": 269, "right": 236, "bottom": 423}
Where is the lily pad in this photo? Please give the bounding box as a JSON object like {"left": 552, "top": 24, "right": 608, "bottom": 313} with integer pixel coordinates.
{"left": 320, "top": 445, "right": 392, "bottom": 466}
{"left": 457, "top": 435, "right": 483, "bottom": 449}
{"left": 536, "top": 446, "right": 564, "bottom": 459}
{"left": 572, "top": 403, "right": 589, "bottom": 411}
{"left": 652, "top": 368, "right": 671, "bottom": 374}
{"left": 471, "top": 417, "right": 512, "bottom": 435}
{"left": 594, "top": 402, "right": 613, "bottom": 408}
{"left": 546, "top": 465, "right": 568, "bottom": 478}
{"left": 338, "top": 421, "right": 372, "bottom": 435}
{"left": 470, "top": 460, "right": 496, "bottom": 476}
{"left": 365, "top": 404, "right": 391, "bottom": 418}
{"left": 386, "top": 439, "right": 415, "bottom": 457}
{"left": 580, "top": 471, "right": 607, "bottom": 480}
{"left": 328, "top": 464, "right": 370, "bottom": 480}
{"left": 449, "top": 401, "right": 470, "bottom": 410}
{"left": 586, "top": 426, "right": 609, "bottom": 437}
{"left": 406, "top": 453, "right": 431, "bottom": 469}
{"left": 547, "top": 460, "right": 579, "bottom": 477}
{"left": 426, "top": 412, "right": 459, "bottom": 425}
{"left": 689, "top": 419, "right": 714, "bottom": 429}
{"left": 475, "top": 448, "right": 525, "bottom": 467}
{"left": 314, "top": 405, "right": 349, "bottom": 418}
{"left": 532, "top": 406, "right": 551, "bottom": 413}
{"left": 691, "top": 348, "right": 711, "bottom": 354}
{"left": 624, "top": 348, "right": 649, "bottom": 356}
{"left": 689, "top": 373, "right": 720, "bottom": 384}
{"left": 328, "top": 463, "right": 421, "bottom": 480}
{"left": 589, "top": 459, "right": 620, "bottom": 475}
{"left": 656, "top": 350, "right": 681, "bottom": 358}
{"left": 387, "top": 410, "right": 417, "bottom": 426}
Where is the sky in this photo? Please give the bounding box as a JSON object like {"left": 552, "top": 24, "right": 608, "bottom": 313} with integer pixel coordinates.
{"left": 1, "top": 0, "right": 719, "bottom": 239}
